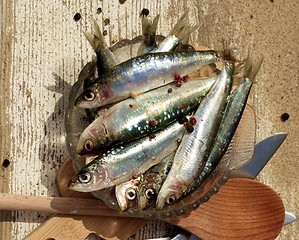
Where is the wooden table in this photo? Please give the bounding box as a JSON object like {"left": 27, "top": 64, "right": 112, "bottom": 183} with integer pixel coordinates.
{"left": 0, "top": 0, "right": 298, "bottom": 239}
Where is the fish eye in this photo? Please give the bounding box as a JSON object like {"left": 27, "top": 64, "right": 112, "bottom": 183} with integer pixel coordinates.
{"left": 125, "top": 188, "right": 136, "bottom": 200}
{"left": 145, "top": 189, "right": 156, "bottom": 199}
{"left": 84, "top": 90, "right": 96, "bottom": 101}
{"left": 84, "top": 140, "right": 94, "bottom": 152}
{"left": 78, "top": 171, "right": 92, "bottom": 183}
{"left": 166, "top": 195, "right": 176, "bottom": 205}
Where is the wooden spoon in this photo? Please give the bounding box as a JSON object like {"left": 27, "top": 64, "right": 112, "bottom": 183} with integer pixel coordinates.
{"left": 0, "top": 158, "right": 284, "bottom": 240}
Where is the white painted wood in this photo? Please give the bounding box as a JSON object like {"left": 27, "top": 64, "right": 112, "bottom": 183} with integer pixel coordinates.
{"left": 0, "top": 0, "right": 298, "bottom": 239}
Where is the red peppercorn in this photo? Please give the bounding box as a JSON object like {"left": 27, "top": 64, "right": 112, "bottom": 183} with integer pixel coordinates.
{"left": 174, "top": 74, "right": 181, "bottom": 81}
{"left": 180, "top": 104, "right": 184, "bottom": 109}
{"left": 182, "top": 75, "right": 188, "bottom": 82}
{"left": 176, "top": 80, "right": 182, "bottom": 87}
{"left": 189, "top": 116, "right": 197, "bottom": 125}
{"left": 104, "top": 18, "right": 110, "bottom": 26}
{"left": 149, "top": 120, "right": 157, "bottom": 126}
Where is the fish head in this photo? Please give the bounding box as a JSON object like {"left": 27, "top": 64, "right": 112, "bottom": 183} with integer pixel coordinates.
{"left": 137, "top": 173, "right": 160, "bottom": 210}
{"left": 155, "top": 180, "right": 186, "bottom": 210}
{"left": 116, "top": 179, "right": 139, "bottom": 211}
{"left": 75, "top": 83, "right": 110, "bottom": 108}
{"left": 76, "top": 123, "right": 108, "bottom": 155}
{"left": 138, "top": 186, "right": 157, "bottom": 210}
{"left": 68, "top": 162, "right": 108, "bottom": 192}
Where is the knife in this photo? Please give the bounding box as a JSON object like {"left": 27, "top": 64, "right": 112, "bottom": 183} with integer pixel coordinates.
{"left": 231, "top": 132, "right": 288, "bottom": 179}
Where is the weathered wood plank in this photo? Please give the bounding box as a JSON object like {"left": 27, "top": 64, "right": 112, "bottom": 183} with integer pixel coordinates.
{"left": 0, "top": 0, "right": 298, "bottom": 239}
{"left": 0, "top": 0, "right": 14, "bottom": 239}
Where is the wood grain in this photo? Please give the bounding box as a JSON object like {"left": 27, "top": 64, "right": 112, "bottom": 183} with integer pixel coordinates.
{"left": 0, "top": 178, "right": 284, "bottom": 239}
{"left": 0, "top": 0, "right": 14, "bottom": 237}
{"left": 0, "top": 0, "right": 298, "bottom": 239}
{"left": 24, "top": 214, "right": 147, "bottom": 240}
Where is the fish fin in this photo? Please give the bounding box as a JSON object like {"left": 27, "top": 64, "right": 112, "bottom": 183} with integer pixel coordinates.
{"left": 169, "top": 10, "right": 198, "bottom": 41}
{"left": 234, "top": 52, "right": 263, "bottom": 85}
{"left": 83, "top": 31, "right": 97, "bottom": 50}
{"left": 217, "top": 39, "right": 240, "bottom": 62}
{"left": 139, "top": 14, "right": 160, "bottom": 55}
{"left": 150, "top": 14, "right": 160, "bottom": 33}
{"left": 84, "top": 18, "right": 108, "bottom": 52}
{"left": 141, "top": 14, "right": 160, "bottom": 35}
{"left": 245, "top": 54, "right": 263, "bottom": 83}
{"left": 233, "top": 61, "right": 246, "bottom": 85}
{"left": 141, "top": 16, "right": 149, "bottom": 35}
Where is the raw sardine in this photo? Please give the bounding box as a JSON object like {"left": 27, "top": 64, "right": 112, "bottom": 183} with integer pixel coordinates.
{"left": 115, "top": 177, "right": 140, "bottom": 211}
{"left": 156, "top": 61, "right": 234, "bottom": 210}
{"left": 75, "top": 50, "right": 220, "bottom": 108}
{"left": 76, "top": 77, "right": 215, "bottom": 154}
{"left": 186, "top": 60, "right": 258, "bottom": 193}
{"left": 68, "top": 122, "right": 185, "bottom": 192}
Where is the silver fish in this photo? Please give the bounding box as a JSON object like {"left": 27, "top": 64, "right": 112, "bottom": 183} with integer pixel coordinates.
{"left": 76, "top": 78, "right": 215, "bottom": 155}
{"left": 75, "top": 50, "right": 220, "bottom": 108}
{"left": 156, "top": 61, "right": 234, "bottom": 210}
{"left": 186, "top": 60, "right": 257, "bottom": 194}
{"left": 68, "top": 122, "right": 185, "bottom": 192}
{"left": 137, "top": 152, "right": 175, "bottom": 210}
{"left": 115, "top": 177, "right": 140, "bottom": 211}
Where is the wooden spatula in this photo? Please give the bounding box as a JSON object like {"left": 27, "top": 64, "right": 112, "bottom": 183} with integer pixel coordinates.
{"left": 0, "top": 158, "right": 284, "bottom": 240}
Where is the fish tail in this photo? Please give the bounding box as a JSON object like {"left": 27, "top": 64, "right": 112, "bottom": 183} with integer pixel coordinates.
{"left": 169, "top": 10, "right": 198, "bottom": 41}
{"left": 84, "top": 18, "right": 108, "bottom": 51}
{"left": 235, "top": 51, "right": 263, "bottom": 84}
{"left": 244, "top": 52, "right": 263, "bottom": 82}
{"left": 142, "top": 14, "right": 160, "bottom": 34}
{"left": 233, "top": 61, "right": 246, "bottom": 85}
{"left": 216, "top": 39, "right": 239, "bottom": 62}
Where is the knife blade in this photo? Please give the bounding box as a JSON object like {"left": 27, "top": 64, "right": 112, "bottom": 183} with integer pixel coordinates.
{"left": 231, "top": 132, "right": 287, "bottom": 179}
{"left": 284, "top": 211, "right": 297, "bottom": 225}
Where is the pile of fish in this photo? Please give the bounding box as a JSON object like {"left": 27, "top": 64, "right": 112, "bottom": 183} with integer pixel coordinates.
{"left": 66, "top": 12, "right": 261, "bottom": 218}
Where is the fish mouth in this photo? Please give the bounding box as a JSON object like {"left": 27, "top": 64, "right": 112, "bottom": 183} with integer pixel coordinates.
{"left": 76, "top": 143, "right": 90, "bottom": 156}
{"left": 75, "top": 91, "right": 98, "bottom": 109}
{"left": 68, "top": 177, "right": 77, "bottom": 190}
{"left": 74, "top": 94, "right": 86, "bottom": 108}
{"left": 155, "top": 195, "right": 166, "bottom": 210}
{"left": 67, "top": 177, "right": 91, "bottom": 193}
